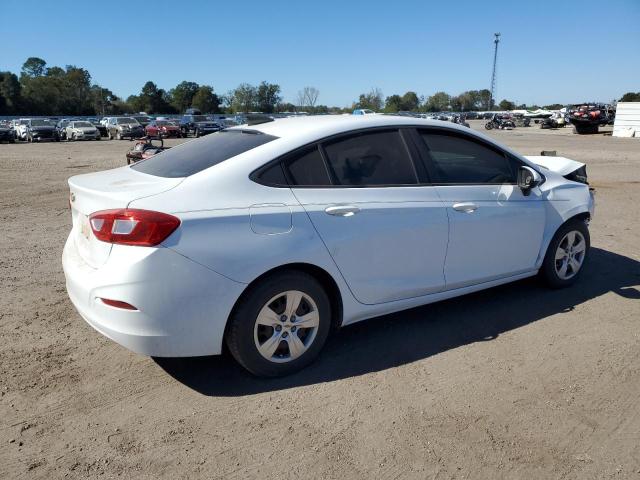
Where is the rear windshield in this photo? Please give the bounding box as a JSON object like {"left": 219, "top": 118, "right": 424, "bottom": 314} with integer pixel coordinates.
{"left": 131, "top": 129, "right": 278, "bottom": 178}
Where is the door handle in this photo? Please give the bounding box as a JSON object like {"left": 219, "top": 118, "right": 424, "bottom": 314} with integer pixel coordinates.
{"left": 325, "top": 205, "right": 360, "bottom": 217}
{"left": 453, "top": 202, "right": 478, "bottom": 213}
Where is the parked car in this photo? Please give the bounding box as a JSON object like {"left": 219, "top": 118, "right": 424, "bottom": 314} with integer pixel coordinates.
{"left": 62, "top": 116, "right": 594, "bottom": 377}
{"left": 132, "top": 115, "right": 153, "bottom": 128}
{"left": 13, "top": 118, "right": 31, "bottom": 140}
{"left": 179, "top": 114, "right": 222, "bottom": 137}
{"left": 0, "top": 124, "right": 16, "bottom": 143}
{"left": 24, "top": 118, "right": 56, "bottom": 142}
{"left": 88, "top": 118, "right": 107, "bottom": 137}
{"left": 145, "top": 120, "right": 181, "bottom": 138}
{"left": 352, "top": 109, "right": 376, "bottom": 115}
{"left": 65, "top": 120, "right": 101, "bottom": 141}
{"left": 106, "top": 117, "right": 145, "bottom": 140}
{"left": 55, "top": 119, "right": 75, "bottom": 141}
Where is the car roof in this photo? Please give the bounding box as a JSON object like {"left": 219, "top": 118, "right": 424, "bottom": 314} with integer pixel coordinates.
{"left": 234, "top": 114, "right": 470, "bottom": 140}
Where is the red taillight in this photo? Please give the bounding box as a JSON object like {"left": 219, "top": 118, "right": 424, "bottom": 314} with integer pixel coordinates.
{"left": 89, "top": 209, "right": 180, "bottom": 246}
{"left": 99, "top": 298, "right": 138, "bottom": 310}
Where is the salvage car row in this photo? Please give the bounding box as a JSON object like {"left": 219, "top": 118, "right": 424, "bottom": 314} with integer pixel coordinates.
{"left": 0, "top": 113, "right": 227, "bottom": 143}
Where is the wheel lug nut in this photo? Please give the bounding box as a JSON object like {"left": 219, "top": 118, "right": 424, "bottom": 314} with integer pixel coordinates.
{"left": 280, "top": 315, "right": 287, "bottom": 322}
{"left": 291, "top": 316, "right": 296, "bottom": 322}
{"left": 282, "top": 332, "right": 288, "bottom": 338}
{"left": 291, "top": 326, "right": 297, "bottom": 332}
{"left": 275, "top": 325, "right": 282, "bottom": 332}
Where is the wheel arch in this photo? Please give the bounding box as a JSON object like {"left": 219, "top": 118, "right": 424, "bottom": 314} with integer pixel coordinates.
{"left": 537, "top": 209, "right": 591, "bottom": 269}
{"left": 224, "top": 262, "right": 344, "bottom": 345}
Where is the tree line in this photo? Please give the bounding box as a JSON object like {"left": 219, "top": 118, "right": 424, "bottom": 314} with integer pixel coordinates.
{"left": 1, "top": 57, "right": 633, "bottom": 116}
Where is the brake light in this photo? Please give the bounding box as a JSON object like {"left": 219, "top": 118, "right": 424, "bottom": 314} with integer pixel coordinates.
{"left": 89, "top": 209, "right": 180, "bottom": 246}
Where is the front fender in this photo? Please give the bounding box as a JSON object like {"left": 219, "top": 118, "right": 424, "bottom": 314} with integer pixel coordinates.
{"left": 534, "top": 183, "right": 593, "bottom": 269}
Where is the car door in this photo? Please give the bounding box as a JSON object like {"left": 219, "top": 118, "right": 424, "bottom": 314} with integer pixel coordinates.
{"left": 415, "top": 129, "right": 545, "bottom": 289}
{"left": 282, "top": 128, "right": 449, "bottom": 305}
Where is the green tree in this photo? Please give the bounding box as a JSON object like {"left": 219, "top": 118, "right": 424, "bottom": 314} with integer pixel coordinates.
{"left": 425, "top": 91, "right": 451, "bottom": 112}
{"left": 401, "top": 91, "right": 420, "bottom": 111}
{"left": 170, "top": 81, "right": 200, "bottom": 112}
{"left": 130, "top": 81, "right": 175, "bottom": 113}
{"left": 229, "top": 83, "right": 257, "bottom": 112}
{"left": 0, "top": 72, "right": 22, "bottom": 114}
{"left": 256, "top": 81, "right": 282, "bottom": 113}
{"left": 355, "top": 88, "right": 384, "bottom": 111}
{"left": 384, "top": 94, "right": 403, "bottom": 112}
{"left": 498, "top": 99, "right": 516, "bottom": 110}
{"left": 619, "top": 92, "right": 640, "bottom": 102}
{"left": 21, "top": 57, "right": 47, "bottom": 78}
{"left": 191, "top": 85, "right": 220, "bottom": 113}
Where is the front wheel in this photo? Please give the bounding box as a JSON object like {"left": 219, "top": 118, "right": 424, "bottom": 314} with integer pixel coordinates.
{"left": 226, "top": 272, "right": 332, "bottom": 377}
{"left": 540, "top": 219, "right": 590, "bottom": 288}
{"left": 485, "top": 122, "right": 493, "bottom": 130}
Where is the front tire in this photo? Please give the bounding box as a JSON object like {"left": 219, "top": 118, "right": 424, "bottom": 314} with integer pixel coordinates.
{"left": 540, "top": 219, "right": 590, "bottom": 288}
{"left": 226, "top": 271, "right": 332, "bottom": 377}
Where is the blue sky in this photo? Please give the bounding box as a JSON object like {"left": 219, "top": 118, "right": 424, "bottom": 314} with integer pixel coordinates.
{"left": 2, "top": 0, "right": 638, "bottom": 107}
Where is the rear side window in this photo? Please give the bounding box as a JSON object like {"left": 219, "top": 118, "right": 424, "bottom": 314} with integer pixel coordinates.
{"left": 131, "top": 130, "right": 277, "bottom": 178}
{"left": 257, "top": 162, "right": 288, "bottom": 186}
{"left": 323, "top": 130, "right": 417, "bottom": 186}
{"left": 285, "top": 147, "right": 331, "bottom": 186}
{"left": 419, "top": 132, "right": 514, "bottom": 184}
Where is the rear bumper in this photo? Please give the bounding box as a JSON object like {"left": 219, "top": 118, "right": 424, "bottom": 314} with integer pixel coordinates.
{"left": 62, "top": 234, "right": 246, "bottom": 357}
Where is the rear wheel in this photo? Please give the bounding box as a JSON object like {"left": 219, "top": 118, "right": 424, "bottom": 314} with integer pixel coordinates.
{"left": 226, "top": 271, "right": 332, "bottom": 377}
{"left": 540, "top": 219, "right": 590, "bottom": 288}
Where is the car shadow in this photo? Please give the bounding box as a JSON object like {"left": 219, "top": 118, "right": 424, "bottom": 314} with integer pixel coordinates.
{"left": 154, "top": 247, "right": 639, "bottom": 396}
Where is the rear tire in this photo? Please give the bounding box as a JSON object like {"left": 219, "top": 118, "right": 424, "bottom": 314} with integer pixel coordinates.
{"left": 540, "top": 219, "right": 590, "bottom": 288}
{"left": 226, "top": 271, "right": 332, "bottom": 377}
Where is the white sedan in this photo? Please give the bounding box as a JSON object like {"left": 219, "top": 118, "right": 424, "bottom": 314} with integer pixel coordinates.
{"left": 62, "top": 115, "right": 594, "bottom": 376}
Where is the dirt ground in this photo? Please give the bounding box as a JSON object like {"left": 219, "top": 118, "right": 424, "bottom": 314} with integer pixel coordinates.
{"left": 1, "top": 121, "right": 639, "bottom": 479}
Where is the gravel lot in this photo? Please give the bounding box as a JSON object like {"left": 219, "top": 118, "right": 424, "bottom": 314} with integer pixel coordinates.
{"left": 1, "top": 121, "right": 639, "bottom": 479}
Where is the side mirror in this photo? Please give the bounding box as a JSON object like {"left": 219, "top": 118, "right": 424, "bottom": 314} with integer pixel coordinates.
{"left": 518, "top": 166, "right": 542, "bottom": 194}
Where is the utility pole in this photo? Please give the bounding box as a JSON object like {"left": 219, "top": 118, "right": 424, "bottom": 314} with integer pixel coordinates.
{"left": 489, "top": 33, "right": 501, "bottom": 110}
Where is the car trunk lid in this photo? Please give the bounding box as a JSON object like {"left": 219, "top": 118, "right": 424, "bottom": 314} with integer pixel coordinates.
{"left": 68, "top": 166, "right": 183, "bottom": 268}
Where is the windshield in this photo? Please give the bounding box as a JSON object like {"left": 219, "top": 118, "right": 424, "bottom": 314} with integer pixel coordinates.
{"left": 73, "top": 121, "right": 93, "bottom": 128}
{"left": 134, "top": 116, "right": 150, "bottom": 122}
{"left": 131, "top": 130, "right": 278, "bottom": 178}
{"left": 192, "top": 115, "right": 208, "bottom": 122}
{"left": 31, "top": 120, "right": 52, "bottom": 127}
{"left": 156, "top": 120, "right": 170, "bottom": 126}
{"left": 116, "top": 117, "right": 139, "bottom": 125}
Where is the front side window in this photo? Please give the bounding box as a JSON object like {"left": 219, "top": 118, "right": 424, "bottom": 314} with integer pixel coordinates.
{"left": 322, "top": 130, "right": 417, "bottom": 186}
{"left": 419, "top": 131, "right": 515, "bottom": 184}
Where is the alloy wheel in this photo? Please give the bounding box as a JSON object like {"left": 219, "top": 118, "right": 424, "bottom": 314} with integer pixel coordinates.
{"left": 253, "top": 290, "right": 320, "bottom": 363}
{"left": 554, "top": 230, "right": 586, "bottom": 280}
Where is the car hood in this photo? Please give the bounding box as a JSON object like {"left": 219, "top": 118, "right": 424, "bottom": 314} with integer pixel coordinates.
{"left": 524, "top": 155, "right": 585, "bottom": 176}
{"left": 195, "top": 122, "right": 218, "bottom": 127}
{"left": 31, "top": 126, "right": 55, "bottom": 131}
{"left": 118, "top": 123, "right": 142, "bottom": 128}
